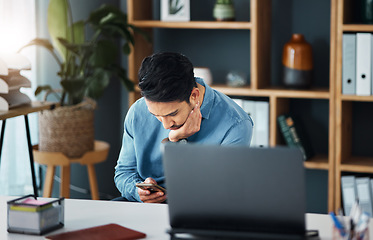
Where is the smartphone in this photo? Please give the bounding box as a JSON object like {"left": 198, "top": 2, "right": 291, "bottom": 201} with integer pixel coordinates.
{"left": 135, "top": 183, "right": 166, "bottom": 193}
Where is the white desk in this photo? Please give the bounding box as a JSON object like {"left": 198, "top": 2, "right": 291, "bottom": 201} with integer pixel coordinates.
{"left": 0, "top": 196, "right": 369, "bottom": 240}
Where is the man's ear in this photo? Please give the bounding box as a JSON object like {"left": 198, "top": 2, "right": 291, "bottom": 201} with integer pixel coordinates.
{"left": 189, "top": 88, "right": 200, "bottom": 104}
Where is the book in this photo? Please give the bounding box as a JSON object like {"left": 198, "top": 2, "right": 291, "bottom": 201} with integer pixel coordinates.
{"left": 277, "top": 114, "right": 314, "bottom": 160}
{"left": 45, "top": 223, "right": 146, "bottom": 240}
{"left": 356, "top": 33, "right": 372, "bottom": 96}
{"left": 341, "top": 175, "right": 357, "bottom": 216}
{"left": 342, "top": 33, "right": 356, "bottom": 95}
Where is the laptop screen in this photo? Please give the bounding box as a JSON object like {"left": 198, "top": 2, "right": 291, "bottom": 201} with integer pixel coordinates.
{"left": 162, "top": 144, "right": 306, "bottom": 237}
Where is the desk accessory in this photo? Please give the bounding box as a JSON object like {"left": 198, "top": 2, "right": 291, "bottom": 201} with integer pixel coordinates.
{"left": 7, "top": 194, "right": 64, "bottom": 235}
{"left": 45, "top": 223, "right": 146, "bottom": 240}
{"left": 330, "top": 201, "right": 370, "bottom": 240}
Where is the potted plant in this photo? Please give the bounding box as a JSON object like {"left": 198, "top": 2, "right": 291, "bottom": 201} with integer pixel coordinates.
{"left": 213, "top": 0, "right": 235, "bottom": 21}
{"left": 19, "top": 0, "right": 149, "bottom": 158}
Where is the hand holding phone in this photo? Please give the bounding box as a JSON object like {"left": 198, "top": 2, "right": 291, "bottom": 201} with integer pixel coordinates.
{"left": 136, "top": 183, "right": 166, "bottom": 193}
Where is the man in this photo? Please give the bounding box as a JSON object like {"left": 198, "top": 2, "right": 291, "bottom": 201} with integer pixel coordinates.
{"left": 114, "top": 52, "right": 253, "bottom": 203}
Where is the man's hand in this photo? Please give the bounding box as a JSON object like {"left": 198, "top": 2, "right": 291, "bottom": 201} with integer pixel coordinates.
{"left": 169, "top": 102, "right": 202, "bottom": 142}
{"left": 138, "top": 177, "right": 167, "bottom": 203}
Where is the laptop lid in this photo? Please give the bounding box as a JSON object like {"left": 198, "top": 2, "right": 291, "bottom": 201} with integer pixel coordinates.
{"left": 162, "top": 144, "right": 306, "bottom": 238}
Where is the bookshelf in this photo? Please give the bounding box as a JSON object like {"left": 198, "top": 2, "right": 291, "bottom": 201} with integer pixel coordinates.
{"left": 127, "top": 0, "right": 335, "bottom": 212}
{"left": 333, "top": 0, "right": 373, "bottom": 212}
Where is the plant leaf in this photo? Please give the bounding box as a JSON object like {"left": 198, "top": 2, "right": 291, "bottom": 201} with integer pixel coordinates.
{"left": 47, "top": 0, "right": 70, "bottom": 62}
{"left": 89, "top": 40, "right": 117, "bottom": 67}
{"left": 86, "top": 68, "right": 111, "bottom": 99}
{"left": 70, "top": 20, "right": 85, "bottom": 44}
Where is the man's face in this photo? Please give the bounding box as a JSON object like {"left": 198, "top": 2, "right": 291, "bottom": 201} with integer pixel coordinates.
{"left": 145, "top": 99, "right": 194, "bottom": 130}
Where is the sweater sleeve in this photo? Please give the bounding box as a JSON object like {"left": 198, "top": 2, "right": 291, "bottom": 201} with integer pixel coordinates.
{"left": 114, "top": 107, "right": 143, "bottom": 202}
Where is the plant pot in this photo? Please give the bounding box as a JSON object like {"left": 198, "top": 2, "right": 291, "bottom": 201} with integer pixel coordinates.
{"left": 38, "top": 99, "right": 96, "bottom": 158}
{"left": 213, "top": 3, "right": 235, "bottom": 21}
{"left": 282, "top": 33, "right": 313, "bottom": 89}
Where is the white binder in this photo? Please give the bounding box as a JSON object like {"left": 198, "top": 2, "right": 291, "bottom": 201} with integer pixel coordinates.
{"left": 341, "top": 175, "right": 357, "bottom": 216}
{"left": 356, "top": 33, "right": 372, "bottom": 96}
{"left": 355, "top": 177, "right": 373, "bottom": 216}
{"left": 254, "top": 101, "right": 269, "bottom": 147}
{"left": 342, "top": 33, "right": 356, "bottom": 95}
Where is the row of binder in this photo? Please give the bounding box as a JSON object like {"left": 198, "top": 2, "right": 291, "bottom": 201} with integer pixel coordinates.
{"left": 341, "top": 175, "right": 373, "bottom": 217}
{"left": 342, "top": 33, "right": 373, "bottom": 96}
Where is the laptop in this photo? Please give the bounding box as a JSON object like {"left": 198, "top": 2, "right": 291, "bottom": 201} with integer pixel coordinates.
{"left": 162, "top": 144, "right": 316, "bottom": 239}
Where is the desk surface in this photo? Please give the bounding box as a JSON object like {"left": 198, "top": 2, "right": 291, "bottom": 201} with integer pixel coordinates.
{"left": 0, "top": 101, "right": 57, "bottom": 120}
{"left": 0, "top": 196, "right": 369, "bottom": 240}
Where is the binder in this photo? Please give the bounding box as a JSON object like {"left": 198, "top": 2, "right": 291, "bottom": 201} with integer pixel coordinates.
{"left": 341, "top": 176, "right": 357, "bottom": 216}
{"left": 254, "top": 101, "right": 269, "bottom": 147}
{"left": 342, "top": 33, "right": 356, "bottom": 95}
{"left": 356, "top": 33, "right": 372, "bottom": 96}
{"left": 355, "top": 177, "right": 373, "bottom": 216}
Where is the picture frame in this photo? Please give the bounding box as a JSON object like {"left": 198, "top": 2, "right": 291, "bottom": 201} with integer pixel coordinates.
{"left": 161, "top": 0, "right": 190, "bottom": 22}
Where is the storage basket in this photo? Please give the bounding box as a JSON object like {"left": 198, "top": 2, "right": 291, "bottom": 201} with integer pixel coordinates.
{"left": 38, "top": 97, "right": 96, "bottom": 158}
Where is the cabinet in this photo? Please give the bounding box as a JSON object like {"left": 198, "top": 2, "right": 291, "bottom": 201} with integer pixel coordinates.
{"left": 127, "top": 0, "right": 335, "bottom": 212}
{"left": 333, "top": 0, "right": 373, "bottom": 212}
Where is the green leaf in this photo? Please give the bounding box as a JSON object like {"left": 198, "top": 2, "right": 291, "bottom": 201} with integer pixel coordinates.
{"left": 122, "top": 43, "right": 131, "bottom": 55}
{"left": 110, "top": 64, "right": 134, "bottom": 92}
{"left": 89, "top": 40, "right": 117, "bottom": 67}
{"left": 88, "top": 4, "right": 124, "bottom": 26}
{"left": 86, "top": 69, "right": 111, "bottom": 99}
{"left": 61, "top": 77, "right": 86, "bottom": 104}
{"left": 70, "top": 20, "right": 85, "bottom": 44}
{"left": 34, "top": 85, "right": 53, "bottom": 96}
{"left": 47, "top": 0, "right": 70, "bottom": 62}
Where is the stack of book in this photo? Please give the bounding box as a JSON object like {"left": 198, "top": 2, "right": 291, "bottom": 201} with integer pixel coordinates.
{"left": 0, "top": 53, "right": 32, "bottom": 111}
{"left": 7, "top": 195, "right": 64, "bottom": 235}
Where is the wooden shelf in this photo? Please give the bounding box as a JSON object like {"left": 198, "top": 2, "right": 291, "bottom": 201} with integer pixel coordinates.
{"left": 343, "top": 24, "right": 373, "bottom": 32}
{"left": 304, "top": 154, "right": 330, "bottom": 170}
{"left": 334, "top": 0, "right": 373, "bottom": 212}
{"left": 211, "top": 84, "right": 330, "bottom": 99}
{"left": 340, "top": 94, "right": 373, "bottom": 102}
{"left": 131, "top": 20, "right": 252, "bottom": 29}
{"left": 339, "top": 156, "right": 373, "bottom": 173}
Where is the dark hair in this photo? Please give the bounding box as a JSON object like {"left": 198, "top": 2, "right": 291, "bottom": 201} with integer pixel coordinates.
{"left": 138, "top": 52, "right": 196, "bottom": 103}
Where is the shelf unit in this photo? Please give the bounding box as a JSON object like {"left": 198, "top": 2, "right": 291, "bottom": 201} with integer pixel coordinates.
{"left": 334, "top": 0, "right": 373, "bottom": 212}
{"left": 127, "top": 0, "right": 335, "bottom": 212}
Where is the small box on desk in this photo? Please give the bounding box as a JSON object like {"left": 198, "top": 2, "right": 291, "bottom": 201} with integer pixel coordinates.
{"left": 7, "top": 194, "right": 64, "bottom": 235}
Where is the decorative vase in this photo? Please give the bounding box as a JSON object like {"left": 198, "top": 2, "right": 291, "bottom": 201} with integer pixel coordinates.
{"left": 213, "top": 0, "right": 235, "bottom": 21}
{"left": 282, "top": 34, "right": 313, "bottom": 89}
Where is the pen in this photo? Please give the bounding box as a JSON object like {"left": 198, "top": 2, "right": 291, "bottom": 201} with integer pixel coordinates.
{"left": 330, "top": 212, "right": 346, "bottom": 237}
